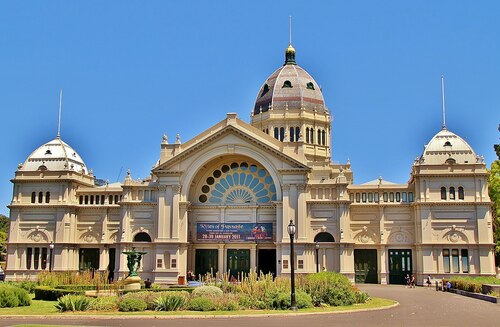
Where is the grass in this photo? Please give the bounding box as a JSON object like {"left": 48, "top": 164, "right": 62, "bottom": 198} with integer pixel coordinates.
{"left": 0, "top": 296, "right": 395, "bottom": 316}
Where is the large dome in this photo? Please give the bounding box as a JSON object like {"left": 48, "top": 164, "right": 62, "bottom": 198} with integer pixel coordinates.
{"left": 420, "top": 128, "right": 477, "bottom": 165}
{"left": 253, "top": 45, "right": 327, "bottom": 115}
{"left": 20, "top": 137, "right": 87, "bottom": 173}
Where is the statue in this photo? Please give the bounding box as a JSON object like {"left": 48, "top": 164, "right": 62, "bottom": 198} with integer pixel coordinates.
{"left": 122, "top": 247, "right": 147, "bottom": 277}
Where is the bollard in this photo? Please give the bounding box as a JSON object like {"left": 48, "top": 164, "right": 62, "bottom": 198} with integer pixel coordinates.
{"left": 435, "top": 281, "right": 439, "bottom": 291}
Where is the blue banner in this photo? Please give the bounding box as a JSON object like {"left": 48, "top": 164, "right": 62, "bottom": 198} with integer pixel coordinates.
{"left": 197, "top": 223, "right": 273, "bottom": 242}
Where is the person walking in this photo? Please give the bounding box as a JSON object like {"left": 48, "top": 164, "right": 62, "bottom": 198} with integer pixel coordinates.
{"left": 410, "top": 274, "right": 416, "bottom": 288}
{"left": 426, "top": 274, "right": 432, "bottom": 288}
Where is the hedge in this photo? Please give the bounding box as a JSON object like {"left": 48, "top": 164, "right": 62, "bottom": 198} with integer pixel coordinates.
{"left": 34, "top": 286, "right": 85, "bottom": 301}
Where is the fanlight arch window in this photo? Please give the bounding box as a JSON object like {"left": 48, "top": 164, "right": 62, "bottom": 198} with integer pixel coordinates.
{"left": 306, "top": 128, "right": 310, "bottom": 143}
{"left": 133, "top": 232, "right": 152, "bottom": 242}
{"left": 458, "top": 186, "right": 464, "bottom": 200}
{"left": 31, "top": 192, "right": 36, "bottom": 203}
{"left": 198, "top": 161, "right": 277, "bottom": 205}
{"left": 449, "top": 187, "right": 456, "bottom": 200}
{"left": 314, "top": 232, "right": 335, "bottom": 242}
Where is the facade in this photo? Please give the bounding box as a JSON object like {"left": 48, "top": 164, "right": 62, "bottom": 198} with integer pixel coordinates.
{"left": 5, "top": 44, "right": 496, "bottom": 285}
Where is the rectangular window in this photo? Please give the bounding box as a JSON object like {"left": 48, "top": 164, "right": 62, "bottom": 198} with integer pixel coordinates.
{"left": 41, "top": 247, "right": 48, "bottom": 270}
{"left": 26, "top": 248, "right": 32, "bottom": 270}
{"left": 383, "top": 192, "right": 388, "bottom": 202}
{"left": 402, "top": 192, "right": 407, "bottom": 202}
{"left": 156, "top": 259, "right": 163, "bottom": 269}
{"left": 409, "top": 192, "right": 414, "bottom": 202}
{"left": 356, "top": 193, "right": 360, "bottom": 203}
{"left": 443, "top": 249, "right": 450, "bottom": 273}
{"left": 389, "top": 192, "right": 394, "bottom": 202}
{"left": 101, "top": 195, "right": 105, "bottom": 205}
{"left": 298, "top": 259, "right": 304, "bottom": 269}
{"left": 461, "top": 249, "right": 469, "bottom": 273}
{"left": 283, "top": 260, "right": 289, "bottom": 269}
{"left": 396, "top": 192, "right": 401, "bottom": 202}
{"left": 362, "top": 193, "right": 367, "bottom": 203}
{"left": 374, "top": 193, "right": 379, "bottom": 203}
{"left": 368, "top": 193, "right": 373, "bottom": 203}
{"left": 84, "top": 195, "right": 89, "bottom": 205}
{"left": 452, "top": 249, "right": 459, "bottom": 273}
{"left": 349, "top": 193, "right": 354, "bottom": 202}
{"left": 171, "top": 258, "right": 177, "bottom": 269}
{"left": 34, "top": 247, "right": 40, "bottom": 270}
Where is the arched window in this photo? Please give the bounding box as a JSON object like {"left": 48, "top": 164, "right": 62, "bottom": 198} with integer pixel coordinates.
{"left": 449, "top": 187, "right": 455, "bottom": 200}
{"left": 290, "top": 127, "right": 295, "bottom": 142}
{"left": 314, "top": 232, "right": 335, "bottom": 242}
{"left": 322, "top": 130, "right": 326, "bottom": 145}
{"left": 133, "top": 232, "right": 152, "bottom": 242}
{"left": 38, "top": 192, "right": 43, "bottom": 203}
{"left": 440, "top": 187, "right": 447, "bottom": 200}
{"left": 282, "top": 80, "right": 292, "bottom": 88}
{"left": 317, "top": 130, "right": 321, "bottom": 145}
{"left": 31, "top": 192, "right": 36, "bottom": 203}
{"left": 45, "top": 192, "right": 50, "bottom": 203}
{"left": 306, "top": 128, "right": 310, "bottom": 143}
{"left": 458, "top": 186, "right": 464, "bottom": 200}
{"left": 310, "top": 128, "right": 314, "bottom": 144}
{"left": 115, "top": 195, "right": 119, "bottom": 204}
{"left": 306, "top": 82, "right": 315, "bottom": 90}
{"left": 279, "top": 127, "right": 284, "bottom": 141}
{"left": 274, "top": 127, "right": 279, "bottom": 140}
{"left": 295, "top": 127, "right": 300, "bottom": 141}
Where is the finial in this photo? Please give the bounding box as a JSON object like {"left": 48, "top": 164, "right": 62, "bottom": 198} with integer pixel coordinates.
{"left": 57, "top": 89, "right": 63, "bottom": 138}
{"left": 441, "top": 75, "right": 447, "bottom": 130}
{"left": 162, "top": 133, "right": 168, "bottom": 144}
{"left": 175, "top": 133, "right": 181, "bottom": 144}
{"left": 284, "top": 16, "right": 296, "bottom": 65}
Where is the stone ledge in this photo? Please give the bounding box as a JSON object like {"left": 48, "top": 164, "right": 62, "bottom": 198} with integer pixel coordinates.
{"left": 448, "top": 288, "right": 500, "bottom": 304}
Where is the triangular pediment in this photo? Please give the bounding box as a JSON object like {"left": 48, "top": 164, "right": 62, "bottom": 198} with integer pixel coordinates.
{"left": 153, "top": 114, "right": 309, "bottom": 173}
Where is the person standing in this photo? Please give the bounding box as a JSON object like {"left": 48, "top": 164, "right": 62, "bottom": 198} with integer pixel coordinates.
{"left": 410, "top": 274, "right": 416, "bottom": 288}
{"left": 426, "top": 274, "right": 432, "bottom": 288}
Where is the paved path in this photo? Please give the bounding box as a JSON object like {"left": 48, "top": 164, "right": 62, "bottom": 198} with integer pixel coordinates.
{"left": 0, "top": 285, "right": 499, "bottom": 327}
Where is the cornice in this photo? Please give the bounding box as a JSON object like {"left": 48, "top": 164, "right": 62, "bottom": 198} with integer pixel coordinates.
{"left": 410, "top": 201, "right": 493, "bottom": 207}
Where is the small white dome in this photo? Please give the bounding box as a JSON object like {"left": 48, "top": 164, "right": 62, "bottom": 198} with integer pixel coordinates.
{"left": 21, "top": 137, "right": 87, "bottom": 173}
{"left": 420, "top": 129, "right": 477, "bottom": 165}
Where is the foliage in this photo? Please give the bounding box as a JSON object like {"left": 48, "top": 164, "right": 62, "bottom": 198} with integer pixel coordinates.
{"left": 0, "top": 284, "right": 31, "bottom": 308}
{"left": 55, "top": 294, "right": 91, "bottom": 312}
{"left": 445, "top": 276, "right": 500, "bottom": 294}
{"left": 301, "top": 272, "right": 368, "bottom": 306}
{"left": 118, "top": 297, "right": 147, "bottom": 312}
{"left": 6, "top": 281, "right": 38, "bottom": 293}
{"left": 89, "top": 296, "right": 118, "bottom": 311}
{"left": 211, "top": 293, "right": 240, "bottom": 311}
{"left": 274, "top": 290, "right": 313, "bottom": 309}
{"left": 34, "top": 286, "right": 84, "bottom": 301}
{"left": 37, "top": 270, "right": 109, "bottom": 290}
{"left": 187, "top": 297, "right": 214, "bottom": 311}
{"left": 0, "top": 214, "right": 8, "bottom": 255}
{"left": 154, "top": 292, "right": 188, "bottom": 311}
{"left": 488, "top": 158, "right": 500, "bottom": 266}
{"left": 191, "top": 285, "right": 223, "bottom": 298}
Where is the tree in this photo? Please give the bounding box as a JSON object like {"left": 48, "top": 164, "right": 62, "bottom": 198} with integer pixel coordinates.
{"left": 488, "top": 124, "right": 500, "bottom": 266}
{"left": 0, "top": 214, "right": 8, "bottom": 256}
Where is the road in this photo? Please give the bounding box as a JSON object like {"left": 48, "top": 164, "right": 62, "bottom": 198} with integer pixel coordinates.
{"left": 0, "top": 284, "right": 499, "bottom": 327}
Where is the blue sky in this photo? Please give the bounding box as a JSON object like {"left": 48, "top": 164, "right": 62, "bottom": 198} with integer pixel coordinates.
{"left": 0, "top": 1, "right": 499, "bottom": 215}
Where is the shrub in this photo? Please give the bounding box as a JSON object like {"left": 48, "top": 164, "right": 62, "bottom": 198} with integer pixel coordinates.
{"left": 212, "top": 293, "right": 240, "bottom": 311}
{"left": 187, "top": 297, "right": 214, "bottom": 311}
{"left": 34, "top": 286, "right": 84, "bottom": 301}
{"left": 55, "top": 294, "right": 91, "bottom": 312}
{"left": 90, "top": 296, "right": 118, "bottom": 311}
{"left": 7, "top": 281, "right": 38, "bottom": 293}
{"left": 0, "top": 284, "right": 31, "bottom": 308}
{"left": 303, "top": 272, "right": 361, "bottom": 306}
{"left": 191, "top": 285, "right": 223, "bottom": 298}
{"left": 274, "top": 290, "right": 313, "bottom": 309}
{"left": 118, "top": 297, "right": 147, "bottom": 312}
{"left": 154, "top": 292, "right": 188, "bottom": 311}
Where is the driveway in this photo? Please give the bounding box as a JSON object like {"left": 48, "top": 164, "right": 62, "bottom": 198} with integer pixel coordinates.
{"left": 0, "top": 285, "right": 499, "bottom": 327}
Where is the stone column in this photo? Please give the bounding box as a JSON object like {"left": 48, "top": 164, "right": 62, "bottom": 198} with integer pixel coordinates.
{"left": 171, "top": 185, "right": 180, "bottom": 240}
{"left": 297, "top": 184, "right": 307, "bottom": 241}
{"left": 218, "top": 244, "right": 225, "bottom": 274}
{"left": 379, "top": 246, "right": 387, "bottom": 284}
{"left": 99, "top": 247, "right": 109, "bottom": 271}
{"left": 250, "top": 244, "right": 257, "bottom": 271}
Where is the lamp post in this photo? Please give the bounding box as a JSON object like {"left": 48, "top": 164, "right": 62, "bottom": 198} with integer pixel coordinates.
{"left": 287, "top": 219, "right": 297, "bottom": 311}
{"left": 315, "top": 241, "right": 320, "bottom": 273}
{"left": 49, "top": 241, "right": 54, "bottom": 272}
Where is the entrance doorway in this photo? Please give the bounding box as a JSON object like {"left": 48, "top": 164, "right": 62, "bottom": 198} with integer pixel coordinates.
{"left": 227, "top": 249, "right": 250, "bottom": 280}
{"left": 354, "top": 249, "right": 378, "bottom": 284}
{"left": 389, "top": 249, "right": 412, "bottom": 285}
{"left": 257, "top": 249, "right": 276, "bottom": 277}
{"left": 108, "top": 248, "right": 116, "bottom": 282}
{"left": 195, "top": 249, "right": 218, "bottom": 279}
{"left": 79, "top": 248, "right": 99, "bottom": 271}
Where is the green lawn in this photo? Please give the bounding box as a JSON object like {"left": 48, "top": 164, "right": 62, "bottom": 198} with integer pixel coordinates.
{"left": 0, "top": 296, "right": 396, "bottom": 316}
